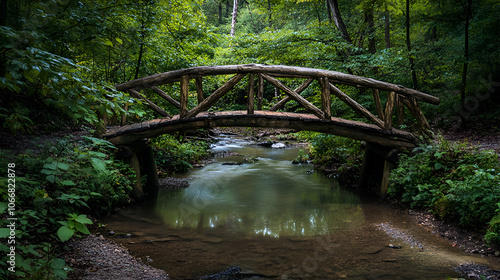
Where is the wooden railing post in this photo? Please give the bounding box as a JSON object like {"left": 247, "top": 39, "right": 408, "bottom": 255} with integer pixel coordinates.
{"left": 247, "top": 73, "right": 255, "bottom": 114}
{"left": 195, "top": 77, "right": 204, "bottom": 104}
{"left": 258, "top": 75, "right": 264, "bottom": 110}
{"left": 372, "top": 89, "right": 384, "bottom": 120}
{"left": 320, "top": 77, "right": 331, "bottom": 119}
{"left": 180, "top": 76, "right": 189, "bottom": 118}
{"left": 395, "top": 94, "right": 405, "bottom": 127}
{"left": 384, "top": 91, "right": 396, "bottom": 130}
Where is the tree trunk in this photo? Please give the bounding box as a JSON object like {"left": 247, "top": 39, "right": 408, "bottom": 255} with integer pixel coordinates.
{"left": 268, "top": 0, "right": 272, "bottom": 28}
{"left": 225, "top": 0, "right": 230, "bottom": 18}
{"left": 327, "top": 0, "right": 352, "bottom": 44}
{"left": 384, "top": 3, "right": 391, "bottom": 48}
{"left": 366, "top": 8, "right": 376, "bottom": 54}
{"left": 135, "top": 42, "right": 144, "bottom": 80}
{"left": 315, "top": 3, "right": 322, "bottom": 24}
{"left": 326, "top": 0, "right": 332, "bottom": 24}
{"left": 0, "top": 0, "right": 6, "bottom": 78}
{"left": 460, "top": 0, "right": 472, "bottom": 120}
{"left": 230, "top": 0, "right": 238, "bottom": 36}
{"left": 406, "top": 0, "right": 418, "bottom": 89}
{"left": 218, "top": 1, "right": 223, "bottom": 24}
{"left": 0, "top": 0, "right": 6, "bottom": 26}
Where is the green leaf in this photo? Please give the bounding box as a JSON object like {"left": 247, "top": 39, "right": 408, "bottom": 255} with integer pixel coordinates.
{"left": 91, "top": 157, "right": 106, "bottom": 171}
{"left": 57, "top": 225, "right": 75, "bottom": 242}
{"left": 16, "top": 254, "right": 32, "bottom": 272}
{"left": 50, "top": 258, "right": 66, "bottom": 269}
{"left": 75, "top": 214, "right": 92, "bottom": 225}
{"left": 41, "top": 169, "right": 54, "bottom": 175}
{"left": 0, "top": 202, "right": 7, "bottom": 214}
{"left": 0, "top": 228, "right": 11, "bottom": 238}
{"left": 57, "top": 162, "right": 70, "bottom": 170}
{"left": 53, "top": 268, "right": 68, "bottom": 279}
{"left": 103, "top": 39, "right": 114, "bottom": 47}
{"left": 89, "top": 151, "right": 107, "bottom": 158}
{"left": 46, "top": 174, "right": 56, "bottom": 183}
{"left": 43, "top": 162, "right": 58, "bottom": 170}
{"left": 74, "top": 222, "right": 91, "bottom": 235}
{"left": 61, "top": 180, "right": 76, "bottom": 186}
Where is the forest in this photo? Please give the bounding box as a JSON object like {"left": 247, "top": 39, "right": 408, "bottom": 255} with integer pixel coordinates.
{"left": 0, "top": 0, "right": 500, "bottom": 279}
{"left": 1, "top": 0, "right": 499, "bottom": 132}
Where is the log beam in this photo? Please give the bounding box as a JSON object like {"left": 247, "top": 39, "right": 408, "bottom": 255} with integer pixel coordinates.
{"left": 185, "top": 73, "right": 246, "bottom": 118}
{"left": 258, "top": 75, "right": 264, "bottom": 110}
{"left": 372, "top": 88, "right": 384, "bottom": 120}
{"left": 195, "top": 77, "right": 204, "bottom": 104}
{"left": 269, "top": 78, "right": 314, "bottom": 111}
{"left": 150, "top": 86, "right": 181, "bottom": 109}
{"left": 320, "top": 77, "right": 331, "bottom": 119}
{"left": 261, "top": 74, "right": 325, "bottom": 119}
{"left": 329, "top": 83, "right": 385, "bottom": 129}
{"left": 115, "top": 64, "right": 440, "bottom": 105}
{"left": 384, "top": 91, "right": 396, "bottom": 130}
{"left": 180, "top": 76, "right": 189, "bottom": 118}
{"left": 247, "top": 73, "right": 255, "bottom": 114}
{"left": 128, "top": 89, "right": 170, "bottom": 118}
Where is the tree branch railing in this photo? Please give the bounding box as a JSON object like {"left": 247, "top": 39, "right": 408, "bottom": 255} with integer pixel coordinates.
{"left": 115, "top": 64, "right": 438, "bottom": 133}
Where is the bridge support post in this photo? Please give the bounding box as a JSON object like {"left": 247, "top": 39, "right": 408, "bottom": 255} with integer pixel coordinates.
{"left": 141, "top": 144, "right": 160, "bottom": 195}
{"left": 118, "top": 139, "right": 160, "bottom": 200}
{"left": 359, "top": 142, "right": 399, "bottom": 199}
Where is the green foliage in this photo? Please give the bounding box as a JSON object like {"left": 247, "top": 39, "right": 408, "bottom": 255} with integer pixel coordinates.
{"left": 292, "top": 149, "right": 310, "bottom": 164}
{"left": 389, "top": 137, "right": 500, "bottom": 244}
{"left": 309, "top": 134, "right": 363, "bottom": 169}
{"left": 0, "top": 26, "right": 134, "bottom": 133}
{"left": 0, "top": 242, "right": 70, "bottom": 279}
{"left": 57, "top": 213, "right": 93, "bottom": 242}
{"left": 486, "top": 206, "right": 500, "bottom": 245}
{"left": 0, "top": 137, "right": 134, "bottom": 278}
{"left": 152, "top": 133, "right": 211, "bottom": 175}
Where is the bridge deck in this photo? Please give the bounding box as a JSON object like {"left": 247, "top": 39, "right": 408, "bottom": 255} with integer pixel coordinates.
{"left": 104, "top": 111, "right": 417, "bottom": 148}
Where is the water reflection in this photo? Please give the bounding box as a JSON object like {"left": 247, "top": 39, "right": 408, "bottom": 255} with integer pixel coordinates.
{"left": 154, "top": 143, "right": 364, "bottom": 237}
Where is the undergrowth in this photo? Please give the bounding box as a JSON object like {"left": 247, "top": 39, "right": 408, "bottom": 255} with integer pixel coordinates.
{"left": 389, "top": 137, "right": 500, "bottom": 245}
{"left": 152, "top": 133, "right": 211, "bottom": 176}
{"left": 292, "top": 132, "right": 363, "bottom": 184}
{"left": 0, "top": 136, "right": 134, "bottom": 279}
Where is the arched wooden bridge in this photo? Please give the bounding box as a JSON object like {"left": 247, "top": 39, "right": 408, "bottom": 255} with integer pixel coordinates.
{"left": 103, "top": 64, "right": 439, "bottom": 198}
{"left": 104, "top": 64, "right": 439, "bottom": 148}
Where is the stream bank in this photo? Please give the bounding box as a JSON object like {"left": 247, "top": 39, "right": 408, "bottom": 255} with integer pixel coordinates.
{"left": 67, "top": 130, "right": 495, "bottom": 279}
{"left": 60, "top": 128, "right": 500, "bottom": 279}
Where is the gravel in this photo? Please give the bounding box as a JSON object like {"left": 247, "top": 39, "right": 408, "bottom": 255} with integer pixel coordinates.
{"left": 375, "top": 222, "right": 424, "bottom": 250}
{"left": 65, "top": 235, "right": 169, "bottom": 280}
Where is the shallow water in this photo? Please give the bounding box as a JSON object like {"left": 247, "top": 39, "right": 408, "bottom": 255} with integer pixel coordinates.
{"left": 102, "top": 135, "right": 500, "bottom": 279}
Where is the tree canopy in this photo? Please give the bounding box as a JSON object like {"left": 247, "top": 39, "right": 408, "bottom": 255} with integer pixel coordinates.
{"left": 1, "top": 0, "right": 499, "bottom": 133}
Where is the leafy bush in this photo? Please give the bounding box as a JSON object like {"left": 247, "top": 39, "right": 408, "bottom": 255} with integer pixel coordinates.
{"left": 309, "top": 133, "right": 362, "bottom": 169}
{"left": 152, "top": 133, "right": 211, "bottom": 175}
{"left": 0, "top": 136, "right": 134, "bottom": 279}
{"left": 389, "top": 137, "right": 500, "bottom": 244}
{"left": 0, "top": 26, "right": 134, "bottom": 134}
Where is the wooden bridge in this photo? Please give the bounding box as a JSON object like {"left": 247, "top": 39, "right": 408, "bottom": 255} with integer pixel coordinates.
{"left": 103, "top": 64, "right": 439, "bottom": 198}
{"left": 104, "top": 64, "right": 438, "bottom": 147}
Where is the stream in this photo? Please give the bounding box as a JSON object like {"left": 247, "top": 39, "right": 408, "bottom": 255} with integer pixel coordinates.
{"left": 102, "top": 134, "right": 500, "bottom": 279}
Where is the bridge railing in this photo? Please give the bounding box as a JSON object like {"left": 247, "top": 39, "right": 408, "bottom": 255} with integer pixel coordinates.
{"left": 114, "top": 64, "right": 439, "bottom": 133}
